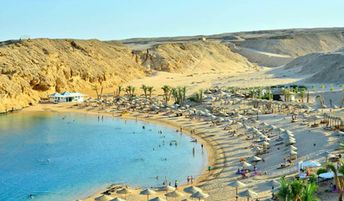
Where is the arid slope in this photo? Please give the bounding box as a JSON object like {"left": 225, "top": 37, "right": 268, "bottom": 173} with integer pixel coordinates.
{"left": 0, "top": 39, "right": 146, "bottom": 112}
{"left": 0, "top": 39, "right": 258, "bottom": 112}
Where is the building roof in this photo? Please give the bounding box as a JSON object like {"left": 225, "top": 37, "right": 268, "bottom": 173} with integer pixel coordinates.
{"left": 49, "top": 91, "right": 85, "bottom": 97}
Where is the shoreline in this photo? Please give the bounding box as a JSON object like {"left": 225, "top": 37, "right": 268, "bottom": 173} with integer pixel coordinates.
{"left": 22, "top": 103, "right": 219, "bottom": 200}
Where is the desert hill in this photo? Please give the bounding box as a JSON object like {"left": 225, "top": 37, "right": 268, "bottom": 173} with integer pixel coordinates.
{"left": 129, "top": 41, "right": 258, "bottom": 73}
{"left": 123, "top": 28, "right": 344, "bottom": 67}
{"left": 0, "top": 39, "right": 146, "bottom": 112}
{"left": 0, "top": 39, "right": 257, "bottom": 112}
{"left": 284, "top": 51, "right": 344, "bottom": 83}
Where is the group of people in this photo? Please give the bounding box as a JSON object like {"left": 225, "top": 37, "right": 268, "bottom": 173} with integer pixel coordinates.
{"left": 186, "top": 175, "right": 195, "bottom": 184}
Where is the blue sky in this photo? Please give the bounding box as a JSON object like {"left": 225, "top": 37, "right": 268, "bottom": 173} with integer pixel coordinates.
{"left": 1, "top": 0, "right": 344, "bottom": 41}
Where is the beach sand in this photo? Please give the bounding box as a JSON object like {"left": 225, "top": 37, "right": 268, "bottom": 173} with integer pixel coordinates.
{"left": 21, "top": 102, "right": 342, "bottom": 201}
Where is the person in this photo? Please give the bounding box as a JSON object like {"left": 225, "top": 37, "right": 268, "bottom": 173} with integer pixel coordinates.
{"left": 236, "top": 168, "right": 241, "bottom": 174}
{"left": 187, "top": 176, "right": 190, "bottom": 184}
{"left": 174, "top": 180, "right": 178, "bottom": 188}
{"left": 142, "top": 126, "right": 145, "bottom": 129}
{"left": 201, "top": 144, "right": 204, "bottom": 149}
{"left": 190, "top": 176, "right": 194, "bottom": 184}
{"left": 208, "top": 166, "right": 211, "bottom": 172}
{"left": 192, "top": 147, "right": 195, "bottom": 156}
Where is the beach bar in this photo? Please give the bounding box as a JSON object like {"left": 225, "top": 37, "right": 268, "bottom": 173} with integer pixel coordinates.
{"left": 49, "top": 91, "right": 86, "bottom": 103}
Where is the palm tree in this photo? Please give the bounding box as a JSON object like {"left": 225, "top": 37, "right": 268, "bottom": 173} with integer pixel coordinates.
{"left": 141, "top": 85, "right": 148, "bottom": 98}
{"left": 277, "top": 176, "right": 319, "bottom": 201}
{"left": 92, "top": 84, "right": 103, "bottom": 99}
{"left": 113, "top": 85, "right": 123, "bottom": 96}
{"left": 194, "top": 89, "right": 203, "bottom": 103}
{"left": 306, "top": 90, "right": 310, "bottom": 103}
{"left": 170, "top": 87, "right": 187, "bottom": 105}
{"left": 282, "top": 88, "right": 291, "bottom": 102}
{"left": 257, "top": 87, "right": 263, "bottom": 99}
{"left": 277, "top": 177, "right": 292, "bottom": 201}
{"left": 290, "top": 179, "right": 304, "bottom": 201}
{"left": 327, "top": 161, "right": 344, "bottom": 201}
{"left": 249, "top": 88, "right": 256, "bottom": 98}
{"left": 301, "top": 182, "right": 319, "bottom": 201}
{"left": 321, "top": 84, "right": 326, "bottom": 91}
{"left": 125, "top": 86, "right": 135, "bottom": 97}
{"left": 147, "top": 86, "right": 154, "bottom": 98}
{"left": 161, "top": 85, "right": 172, "bottom": 104}
{"left": 299, "top": 89, "right": 305, "bottom": 103}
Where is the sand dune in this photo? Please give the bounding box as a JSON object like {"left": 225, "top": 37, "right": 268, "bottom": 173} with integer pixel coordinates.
{"left": 284, "top": 51, "right": 344, "bottom": 83}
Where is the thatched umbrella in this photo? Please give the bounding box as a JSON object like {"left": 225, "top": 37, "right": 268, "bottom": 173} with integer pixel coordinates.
{"left": 290, "top": 144, "right": 297, "bottom": 150}
{"left": 160, "top": 185, "right": 176, "bottom": 192}
{"left": 116, "top": 188, "right": 131, "bottom": 199}
{"left": 190, "top": 191, "right": 209, "bottom": 201}
{"left": 95, "top": 195, "right": 114, "bottom": 201}
{"left": 183, "top": 186, "right": 203, "bottom": 194}
{"left": 239, "top": 189, "right": 258, "bottom": 201}
{"left": 165, "top": 191, "right": 184, "bottom": 200}
{"left": 269, "top": 179, "right": 280, "bottom": 188}
{"left": 110, "top": 198, "right": 127, "bottom": 201}
{"left": 140, "top": 189, "right": 157, "bottom": 201}
{"left": 242, "top": 161, "right": 252, "bottom": 170}
{"left": 251, "top": 156, "right": 262, "bottom": 162}
{"left": 228, "top": 180, "right": 247, "bottom": 201}
{"left": 149, "top": 197, "right": 167, "bottom": 201}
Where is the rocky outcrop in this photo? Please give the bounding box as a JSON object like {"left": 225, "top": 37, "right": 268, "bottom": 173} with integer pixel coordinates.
{"left": 0, "top": 39, "right": 146, "bottom": 112}
{"left": 130, "top": 41, "right": 258, "bottom": 73}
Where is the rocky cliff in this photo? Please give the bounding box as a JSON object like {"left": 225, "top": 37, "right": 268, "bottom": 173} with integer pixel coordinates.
{"left": 0, "top": 39, "right": 146, "bottom": 112}
{"left": 129, "top": 41, "right": 257, "bottom": 73}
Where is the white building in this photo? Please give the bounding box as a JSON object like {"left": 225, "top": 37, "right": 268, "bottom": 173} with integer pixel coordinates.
{"left": 49, "top": 92, "right": 86, "bottom": 103}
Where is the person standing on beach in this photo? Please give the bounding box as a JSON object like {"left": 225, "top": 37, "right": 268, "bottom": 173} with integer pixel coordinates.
{"left": 174, "top": 180, "right": 178, "bottom": 188}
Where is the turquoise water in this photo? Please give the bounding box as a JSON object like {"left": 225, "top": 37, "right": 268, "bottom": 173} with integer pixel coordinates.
{"left": 0, "top": 112, "right": 207, "bottom": 201}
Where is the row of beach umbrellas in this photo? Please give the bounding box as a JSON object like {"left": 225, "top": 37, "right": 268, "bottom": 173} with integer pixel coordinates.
{"left": 94, "top": 185, "right": 209, "bottom": 201}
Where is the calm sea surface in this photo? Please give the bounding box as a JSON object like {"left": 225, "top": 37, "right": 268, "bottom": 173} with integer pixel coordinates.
{"left": 0, "top": 112, "right": 207, "bottom": 201}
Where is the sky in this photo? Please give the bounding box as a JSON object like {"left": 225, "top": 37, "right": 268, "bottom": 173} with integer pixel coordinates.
{"left": 1, "top": 0, "right": 344, "bottom": 41}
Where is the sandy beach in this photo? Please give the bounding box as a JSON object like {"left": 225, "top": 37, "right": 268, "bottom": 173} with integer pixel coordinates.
{"left": 20, "top": 95, "right": 343, "bottom": 201}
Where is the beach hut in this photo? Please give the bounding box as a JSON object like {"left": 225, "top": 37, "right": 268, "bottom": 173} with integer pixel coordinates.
{"left": 95, "top": 195, "right": 114, "bottom": 201}
{"left": 140, "top": 189, "right": 157, "bottom": 201}
{"left": 239, "top": 189, "right": 258, "bottom": 201}
{"left": 228, "top": 180, "right": 246, "bottom": 200}
{"left": 183, "top": 186, "right": 203, "bottom": 194}
{"left": 191, "top": 191, "right": 209, "bottom": 201}
{"left": 49, "top": 91, "right": 86, "bottom": 103}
